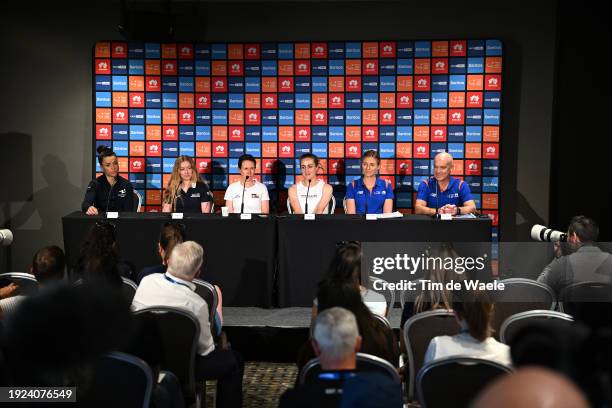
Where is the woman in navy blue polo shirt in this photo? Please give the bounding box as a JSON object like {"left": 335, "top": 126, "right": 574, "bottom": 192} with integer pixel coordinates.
{"left": 345, "top": 150, "right": 394, "bottom": 214}
{"left": 162, "top": 156, "right": 212, "bottom": 213}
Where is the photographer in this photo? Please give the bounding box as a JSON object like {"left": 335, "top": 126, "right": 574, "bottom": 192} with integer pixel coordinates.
{"left": 537, "top": 216, "right": 612, "bottom": 295}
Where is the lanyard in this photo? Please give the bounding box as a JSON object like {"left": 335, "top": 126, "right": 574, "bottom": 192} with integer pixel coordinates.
{"left": 164, "top": 274, "right": 192, "bottom": 290}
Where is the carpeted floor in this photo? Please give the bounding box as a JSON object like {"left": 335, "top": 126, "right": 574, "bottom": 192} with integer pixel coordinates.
{"left": 206, "top": 362, "right": 297, "bottom": 408}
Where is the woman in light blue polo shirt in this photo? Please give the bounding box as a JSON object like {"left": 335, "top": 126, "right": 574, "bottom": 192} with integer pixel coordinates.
{"left": 345, "top": 150, "right": 394, "bottom": 214}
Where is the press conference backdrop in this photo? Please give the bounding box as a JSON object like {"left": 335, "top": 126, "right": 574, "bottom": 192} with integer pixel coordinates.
{"left": 92, "top": 40, "right": 502, "bottom": 233}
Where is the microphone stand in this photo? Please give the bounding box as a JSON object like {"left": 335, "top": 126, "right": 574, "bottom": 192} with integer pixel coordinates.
{"left": 433, "top": 177, "right": 441, "bottom": 219}
{"left": 304, "top": 178, "right": 312, "bottom": 214}
{"left": 240, "top": 175, "right": 250, "bottom": 214}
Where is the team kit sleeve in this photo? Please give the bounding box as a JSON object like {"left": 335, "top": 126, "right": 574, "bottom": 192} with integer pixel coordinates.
{"left": 385, "top": 180, "right": 395, "bottom": 199}
{"left": 458, "top": 181, "right": 474, "bottom": 204}
{"left": 223, "top": 183, "right": 233, "bottom": 201}
{"left": 260, "top": 183, "right": 270, "bottom": 201}
{"left": 123, "top": 182, "right": 135, "bottom": 211}
{"left": 416, "top": 180, "right": 429, "bottom": 202}
{"left": 82, "top": 180, "right": 98, "bottom": 211}
{"left": 200, "top": 183, "right": 212, "bottom": 203}
{"left": 345, "top": 180, "right": 356, "bottom": 200}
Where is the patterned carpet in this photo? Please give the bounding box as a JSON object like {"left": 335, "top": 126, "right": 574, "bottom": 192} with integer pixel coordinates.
{"left": 206, "top": 362, "right": 298, "bottom": 408}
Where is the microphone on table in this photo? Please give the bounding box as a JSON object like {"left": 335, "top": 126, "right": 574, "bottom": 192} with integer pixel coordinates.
{"left": 433, "top": 177, "right": 441, "bottom": 219}
{"left": 240, "top": 175, "right": 249, "bottom": 214}
{"left": 304, "top": 178, "right": 312, "bottom": 214}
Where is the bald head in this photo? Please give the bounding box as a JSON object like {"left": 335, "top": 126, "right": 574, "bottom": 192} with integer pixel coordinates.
{"left": 433, "top": 152, "right": 453, "bottom": 182}
{"left": 472, "top": 367, "right": 589, "bottom": 408}
{"left": 434, "top": 152, "right": 453, "bottom": 167}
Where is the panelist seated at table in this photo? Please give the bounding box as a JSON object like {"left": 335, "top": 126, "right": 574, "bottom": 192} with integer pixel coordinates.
{"left": 82, "top": 145, "right": 134, "bottom": 215}
{"left": 162, "top": 155, "right": 212, "bottom": 214}
{"left": 288, "top": 153, "right": 334, "bottom": 214}
{"left": 414, "top": 152, "right": 477, "bottom": 216}
{"left": 224, "top": 154, "right": 270, "bottom": 214}
{"left": 345, "top": 150, "right": 394, "bottom": 215}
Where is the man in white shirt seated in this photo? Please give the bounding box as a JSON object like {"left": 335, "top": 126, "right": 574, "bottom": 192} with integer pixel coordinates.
{"left": 132, "top": 241, "right": 243, "bottom": 408}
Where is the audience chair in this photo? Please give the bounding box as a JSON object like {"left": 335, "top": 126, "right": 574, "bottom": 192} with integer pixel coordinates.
{"left": 192, "top": 278, "right": 218, "bottom": 330}
{"left": 417, "top": 357, "right": 512, "bottom": 408}
{"left": 207, "top": 191, "right": 215, "bottom": 213}
{"left": 559, "top": 281, "right": 612, "bottom": 327}
{"left": 121, "top": 277, "right": 138, "bottom": 303}
{"left": 559, "top": 281, "right": 612, "bottom": 312}
{"left": 403, "top": 309, "right": 462, "bottom": 401}
{"left": 81, "top": 351, "right": 153, "bottom": 408}
{"left": 134, "top": 190, "right": 143, "bottom": 212}
{"left": 499, "top": 309, "right": 574, "bottom": 345}
{"left": 133, "top": 306, "right": 204, "bottom": 407}
{"left": 490, "top": 278, "right": 556, "bottom": 339}
{"left": 299, "top": 352, "right": 400, "bottom": 385}
{"left": 0, "top": 272, "right": 39, "bottom": 296}
{"left": 368, "top": 276, "right": 395, "bottom": 317}
{"left": 372, "top": 313, "right": 393, "bottom": 332}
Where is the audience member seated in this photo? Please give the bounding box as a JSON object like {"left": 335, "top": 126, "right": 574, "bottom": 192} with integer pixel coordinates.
{"left": 299, "top": 281, "right": 399, "bottom": 372}
{"left": 538, "top": 215, "right": 612, "bottom": 296}
{"left": 400, "top": 243, "right": 466, "bottom": 329}
{"left": 424, "top": 288, "right": 511, "bottom": 366}
{"left": 131, "top": 241, "right": 243, "bottom": 408}
{"left": 0, "top": 245, "right": 65, "bottom": 318}
{"left": 280, "top": 307, "right": 402, "bottom": 408}
{"left": 473, "top": 367, "right": 589, "bottom": 408}
{"left": 1, "top": 283, "right": 132, "bottom": 392}
{"left": 136, "top": 222, "right": 185, "bottom": 284}
{"left": 315, "top": 242, "right": 387, "bottom": 318}
{"left": 74, "top": 220, "right": 133, "bottom": 286}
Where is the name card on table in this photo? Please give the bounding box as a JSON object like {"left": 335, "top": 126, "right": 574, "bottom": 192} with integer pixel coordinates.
{"left": 171, "top": 212, "right": 184, "bottom": 219}
{"left": 366, "top": 214, "right": 378, "bottom": 220}
{"left": 240, "top": 213, "right": 252, "bottom": 220}
{"left": 106, "top": 212, "right": 119, "bottom": 219}
{"left": 304, "top": 214, "right": 315, "bottom": 220}
{"left": 440, "top": 213, "right": 452, "bottom": 220}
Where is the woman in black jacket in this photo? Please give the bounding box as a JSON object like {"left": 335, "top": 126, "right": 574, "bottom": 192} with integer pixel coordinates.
{"left": 82, "top": 145, "right": 134, "bottom": 215}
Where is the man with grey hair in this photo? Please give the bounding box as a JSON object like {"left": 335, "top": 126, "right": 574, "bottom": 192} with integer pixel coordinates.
{"left": 132, "top": 241, "right": 243, "bottom": 408}
{"left": 280, "top": 308, "right": 402, "bottom": 407}
{"left": 415, "top": 152, "right": 476, "bottom": 216}
{"left": 311, "top": 307, "right": 362, "bottom": 370}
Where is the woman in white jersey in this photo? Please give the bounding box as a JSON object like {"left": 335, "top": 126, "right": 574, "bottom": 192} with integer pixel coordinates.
{"left": 288, "top": 153, "right": 334, "bottom": 214}
{"left": 224, "top": 154, "right": 270, "bottom": 214}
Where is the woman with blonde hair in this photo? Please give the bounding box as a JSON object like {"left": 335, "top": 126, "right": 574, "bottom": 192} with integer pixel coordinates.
{"left": 162, "top": 156, "right": 212, "bottom": 213}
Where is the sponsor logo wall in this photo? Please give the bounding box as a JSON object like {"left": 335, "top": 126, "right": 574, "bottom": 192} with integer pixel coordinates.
{"left": 93, "top": 40, "right": 501, "bottom": 234}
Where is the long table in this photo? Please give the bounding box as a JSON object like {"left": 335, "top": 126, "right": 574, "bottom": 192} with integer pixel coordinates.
{"left": 277, "top": 215, "right": 492, "bottom": 306}
{"left": 62, "top": 212, "right": 276, "bottom": 307}
{"left": 62, "top": 212, "right": 491, "bottom": 307}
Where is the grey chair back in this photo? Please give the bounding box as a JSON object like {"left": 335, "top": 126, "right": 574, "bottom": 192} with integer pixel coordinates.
{"left": 192, "top": 278, "right": 218, "bottom": 330}
{"left": 368, "top": 276, "right": 395, "bottom": 317}
{"left": 121, "top": 277, "right": 138, "bottom": 303}
{"left": 491, "top": 278, "right": 556, "bottom": 339}
{"left": 134, "top": 190, "right": 142, "bottom": 212}
{"left": 300, "top": 352, "right": 400, "bottom": 385}
{"left": 403, "top": 309, "right": 461, "bottom": 400}
{"left": 0, "top": 272, "right": 39, "bottom": 296}
{"left": 81, "top": 351, "right": 153, "bottom": 408}
{"left": 417, "top": 357, "right": 512, "bottom": 408}
{"left": 500, "top": 309, "right": 574, "bottom": 344}
{"left": 133, "top": 306, "right": 203, "bottom": 407}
